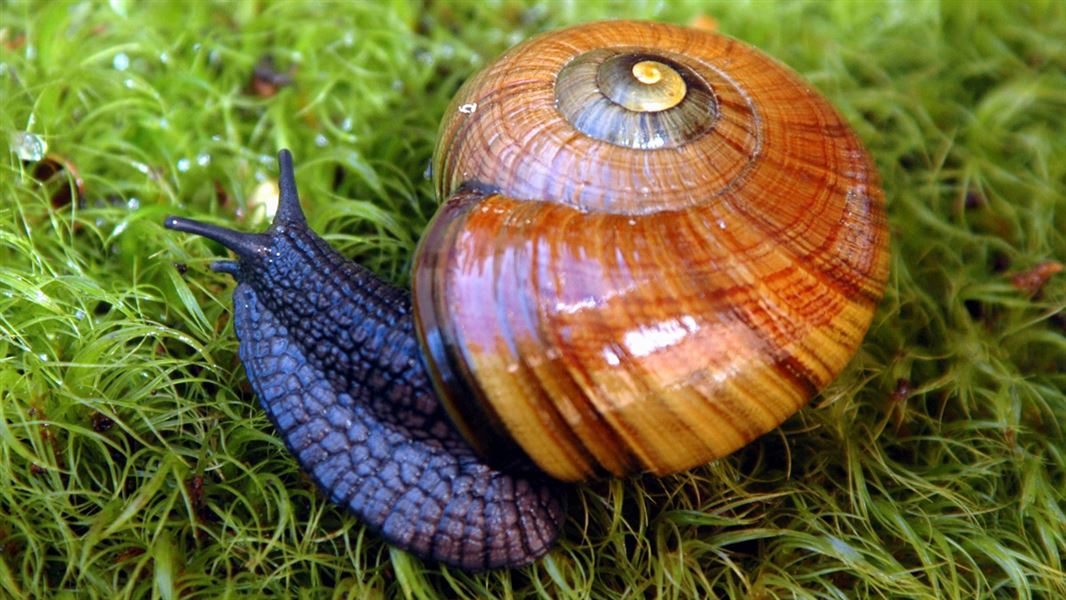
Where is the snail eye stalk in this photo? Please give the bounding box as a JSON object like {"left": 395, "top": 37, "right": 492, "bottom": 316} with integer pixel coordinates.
{"left": 272, "top": 149, "right": 307, "bottom": 228}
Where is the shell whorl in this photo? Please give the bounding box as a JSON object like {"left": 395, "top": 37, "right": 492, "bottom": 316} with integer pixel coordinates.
{"left": 555, "top": 49, "right": 718, "bottom": 149}
{"left": 417, "top": 21, "right": 890, "bottom": 481}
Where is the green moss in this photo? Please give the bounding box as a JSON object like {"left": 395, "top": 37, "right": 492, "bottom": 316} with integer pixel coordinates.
{"left": 1, "top": 0, "right": 1063, "bottom": 597}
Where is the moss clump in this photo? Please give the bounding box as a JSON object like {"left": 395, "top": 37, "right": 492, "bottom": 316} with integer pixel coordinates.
{"left": 1, "top": 1, "right": 1063, "bottom": 597}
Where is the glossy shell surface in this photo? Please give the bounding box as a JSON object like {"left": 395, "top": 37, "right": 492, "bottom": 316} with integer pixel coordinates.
{"left": 414, "top": 21, "right": 890, "bottom": 482}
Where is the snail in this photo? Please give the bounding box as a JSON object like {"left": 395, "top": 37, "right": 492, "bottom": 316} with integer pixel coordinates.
{"left": 164, "top": 20, "right": 889, "bottom": 571}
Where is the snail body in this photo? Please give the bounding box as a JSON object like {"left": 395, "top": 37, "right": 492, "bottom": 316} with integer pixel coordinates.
{"left": 165, "top": 21, "right": 889, "bottom": 570}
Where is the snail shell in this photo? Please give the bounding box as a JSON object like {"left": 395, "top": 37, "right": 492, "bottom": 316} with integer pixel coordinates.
{"left": 414, "top": 21, "right": 890, "bottom": 482}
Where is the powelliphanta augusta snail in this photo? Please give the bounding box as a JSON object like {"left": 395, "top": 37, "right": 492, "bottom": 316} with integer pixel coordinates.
{"left": 165, "top": 20, "right": 889, "bottom": 570}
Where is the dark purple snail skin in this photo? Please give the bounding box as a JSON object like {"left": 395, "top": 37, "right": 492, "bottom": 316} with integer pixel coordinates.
{"left": 164, "top": 150, "right": 564, "bottom": 571}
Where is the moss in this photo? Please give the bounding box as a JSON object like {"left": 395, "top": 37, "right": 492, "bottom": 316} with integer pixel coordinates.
{"left": 1, "top": 0, "right": 1063, "bottom": 597}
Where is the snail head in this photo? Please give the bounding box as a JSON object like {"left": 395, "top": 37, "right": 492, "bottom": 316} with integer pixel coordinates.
{"left": 163, "top": 150, "right": 308, "bottom": 281}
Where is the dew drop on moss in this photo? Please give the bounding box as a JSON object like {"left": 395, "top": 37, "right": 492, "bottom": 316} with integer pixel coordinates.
{"left": 10, "top": 131, "right": 47, "bottom": 161}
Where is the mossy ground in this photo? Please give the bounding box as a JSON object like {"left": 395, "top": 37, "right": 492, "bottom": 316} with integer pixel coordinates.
{"left": 1, "top": 1, "right": 1064, "bottom": 598}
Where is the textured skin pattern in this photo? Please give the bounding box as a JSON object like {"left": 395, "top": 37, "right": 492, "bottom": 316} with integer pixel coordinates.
{"left": 165, "top": 152, "right": 564, "bottom": 570}
{"left": 229, "top": 228, "right": 563, "bottom": 570}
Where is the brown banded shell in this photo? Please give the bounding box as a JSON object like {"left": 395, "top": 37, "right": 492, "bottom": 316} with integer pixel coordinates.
{"left": 413, "top": 20, "right": 890, "bottom": 482}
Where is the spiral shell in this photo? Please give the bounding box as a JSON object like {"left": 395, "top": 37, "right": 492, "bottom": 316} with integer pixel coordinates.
{"left": 413, "top": 21, "right": 890, "bottom": 482}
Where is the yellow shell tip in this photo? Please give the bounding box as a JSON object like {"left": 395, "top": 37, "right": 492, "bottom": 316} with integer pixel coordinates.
{"left": 632, "top": 61, "right": 664, "bottom": 85}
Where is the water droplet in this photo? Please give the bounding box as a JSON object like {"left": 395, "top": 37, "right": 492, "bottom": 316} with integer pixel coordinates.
{"left": 124, "top": 78, "right": 135, "bottom": 88}
{"left": 315, "top": 134, "right": 329, "bottom": 147}
{"left": 158, "top": 117, "right": 169, "bottom": 128}
{"left": 458, "top": 103, "right": 478, "bottom": 114}
{"left": 177, "top": 158, "right": 191, "bottom": 172}
{"left": 196, "top": 152, "right": 211, "bottom": 166}
{"left": 132, "top": 161, "right": 150, "bottom": 174}
{"left": 112, "top": 221, "right": 128, "bottom": 236}
{"left": 75, "top": 310, "right": 86, "bottom": 321}
{"left": 423, "top": 161, "right": 432, "bottom": 180}
{"left": 159, "top": 51, "right": 169, "bottom": 64}
{"left": 628, "top": 219, "right": 637, "bottom": 226}
{"left": 391, "top": 79, "right": 404, "bottom": 92}
{"left": 211, "top": 134, "right": 222, "bottom": 142}
{"left": 109, "top": 0, "right": 129, "bottom": 17}
{"left": 10, "top": 131, "right": 47, "bottom": 161}
{"left": 341, "top": 117, "right": 352, "bottom": 131}
{"left": 112, "top": 52, "right": 130, "bottom": 71}
{"left": 415, "top": 50, "right": 433, "bottom": 66}
{"left": 127, "top": 197, "right": 140, "bottom": 210}
{"left": 39, "top": 353, "right": 48, "bottom": 362}
{"left": 440, "top": 44, "right": 455, "bottom": 59}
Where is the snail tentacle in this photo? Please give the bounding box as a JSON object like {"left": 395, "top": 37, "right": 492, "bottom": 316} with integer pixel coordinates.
{"left": 165, "top": 151, "right": 565, "bottom": 570}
